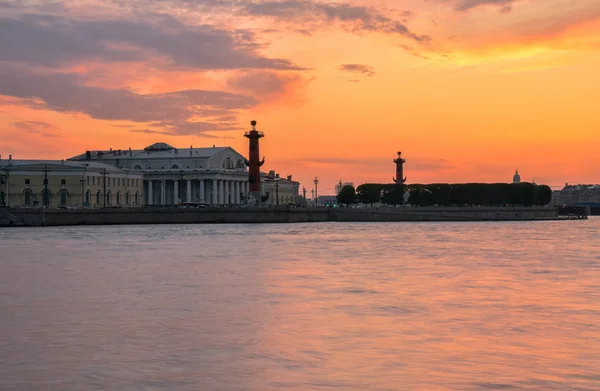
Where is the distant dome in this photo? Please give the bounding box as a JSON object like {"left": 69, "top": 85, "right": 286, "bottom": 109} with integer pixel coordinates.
{"left": 144, "top": 142, "right": 174, "bottom": 151}
{"left": 513, "top": 170, "right": 521, "bottom": 184}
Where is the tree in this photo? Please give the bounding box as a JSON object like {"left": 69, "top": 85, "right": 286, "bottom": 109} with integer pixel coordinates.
{"left": 356, "top": 184, "right": 382, "bottom": 206}
{"left": 337, "top": 185, "right": 357, "bottom": 205}
{"left": 382, "top": 184, "right": 405, "bottom": 206}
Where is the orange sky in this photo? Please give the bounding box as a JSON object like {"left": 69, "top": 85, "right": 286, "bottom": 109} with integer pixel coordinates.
{"left": 1, "top": 0, "right": 599, "bottom": 193}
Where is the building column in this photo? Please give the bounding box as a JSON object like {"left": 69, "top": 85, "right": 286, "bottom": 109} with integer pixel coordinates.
{"left": 160, "top": 180, "right": 166, "bottom": 205}
{"left": 234, "top": 181, "right": 240, "bottom": 204}
{"left": 218, "top": 180, "right": 224, "bottom": 204}
{"left": 174, "top": 180, "right": 179, "bottom": 205}
{"left": 199, "top": 180, "right": 205, "bottom": 203}
{"left": 186, "top": 180, "right": 191, "bottom": 203}
{"left": 210, "top": 180, "right": 216, "bottom": 204}
{"left": 224, "top": 180, "right": 230, "bottom": 205}
{"left": 147, "top": 180, "right": 153, "bottom": 205}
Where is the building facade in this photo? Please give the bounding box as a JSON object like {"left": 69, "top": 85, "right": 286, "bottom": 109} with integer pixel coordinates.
{"left": 262, "top": 171, "right": 300, "bottom": 206}
{"left": 0, "top": 158, "right": 144, "bottom": 208}
{"left": 69, "top": 143, "right": 249, "bottom": 206}
{"left": 551, "top": 184, "right": 600, "bottom": 206}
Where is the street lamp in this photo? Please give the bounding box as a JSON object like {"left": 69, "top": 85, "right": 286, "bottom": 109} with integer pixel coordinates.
{"left": 314, "top": 177, "right": 319, "bottom": 206}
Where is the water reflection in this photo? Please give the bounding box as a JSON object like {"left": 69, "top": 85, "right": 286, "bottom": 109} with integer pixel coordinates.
{"left": 1, "top": 220, "right": 599, "bottom": 390}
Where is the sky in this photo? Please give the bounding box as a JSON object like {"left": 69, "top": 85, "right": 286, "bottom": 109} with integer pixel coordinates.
{"left": 1, "top": 0, "right": 599, "bottom": 194}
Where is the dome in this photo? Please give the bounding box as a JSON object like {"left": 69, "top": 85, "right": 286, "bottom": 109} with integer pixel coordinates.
{"left": 144, "top": 142, "right": 174, "bottom": 151}
{"left": 513, "top": 169, "right": 521, "bottom": 184}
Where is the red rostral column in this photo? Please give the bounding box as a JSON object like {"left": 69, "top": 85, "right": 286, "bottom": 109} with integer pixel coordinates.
{"left": 393, "top": 151, "right": 406, "bottom": 184}
{"left": 244, "top": 120, "right": 265, "bottom": 205}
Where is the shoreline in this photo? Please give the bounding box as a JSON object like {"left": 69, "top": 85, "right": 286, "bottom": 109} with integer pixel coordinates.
{"left": 0, "top": 206, "right": 586, "bottom": 227}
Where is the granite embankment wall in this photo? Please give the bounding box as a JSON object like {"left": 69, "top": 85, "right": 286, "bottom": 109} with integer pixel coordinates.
{"left": 0, "top": 206, "right": 561, "bottom": 227}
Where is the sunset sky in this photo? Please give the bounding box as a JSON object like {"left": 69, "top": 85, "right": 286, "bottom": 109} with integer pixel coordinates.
{"left": 1, "top": 0, "right": 599, "bottom": 193}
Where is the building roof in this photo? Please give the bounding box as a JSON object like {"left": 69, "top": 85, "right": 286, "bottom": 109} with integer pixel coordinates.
{"left": 562, "top": 184, "right": 600, "bottom": 191}
{"left": 0, "top": 159, "right": 133, "bottom": 174}
{"left": 68, "top": 143, "right": 236, "bottom": 161}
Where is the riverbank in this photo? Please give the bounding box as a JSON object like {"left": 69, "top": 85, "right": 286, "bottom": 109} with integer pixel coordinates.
{"left": 0, "top": 206, "right": 585, "bottom": 227}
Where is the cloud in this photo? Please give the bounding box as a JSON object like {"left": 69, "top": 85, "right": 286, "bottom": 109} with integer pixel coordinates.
{"left": 338, "top": 64, "right": 375, "bottom": 76}
{"left": 11, "top": 120, "right": 64, "bottom": 138}
{"left": 435, "top": 0, "right": 517, "bottom": 12}
{"left": 0, "top": 12, "right": 304, "bottom": 71}
{"left": 0, "top": 64, "right": 256, "bottom": 131}
{"left": 226, "top": 70, "right": 311, "bottom": 104}
{"left": 239, "top": 1, "right": 430, "bottom": 43}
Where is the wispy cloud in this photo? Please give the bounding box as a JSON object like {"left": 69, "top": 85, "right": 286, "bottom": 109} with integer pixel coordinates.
{"left": 11, "top": 120, "right": 64, "bottom": 138}
{"left": 338, "top": 64, "right": 375, "bottom": 77}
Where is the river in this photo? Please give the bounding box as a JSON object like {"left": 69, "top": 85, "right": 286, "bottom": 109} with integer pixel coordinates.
{"left": 1, "top": 220, "right": 599, "bottom": 390}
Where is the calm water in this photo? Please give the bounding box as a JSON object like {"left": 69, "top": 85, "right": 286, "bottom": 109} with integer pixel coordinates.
{"left": 1, "top": 220, "right": 599, "bottom": 391}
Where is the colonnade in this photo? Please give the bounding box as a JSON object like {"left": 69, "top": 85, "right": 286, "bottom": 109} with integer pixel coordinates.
{"left": 145, "top": 178, "right": 249, "bottom": 205}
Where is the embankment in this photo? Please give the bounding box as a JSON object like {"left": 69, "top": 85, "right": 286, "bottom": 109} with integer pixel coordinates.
{"left": 0, "top": 206, "right": 574, "bottom": 227}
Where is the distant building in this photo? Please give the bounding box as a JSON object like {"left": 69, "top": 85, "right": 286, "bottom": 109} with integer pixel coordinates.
{"left": 69, "top": 142, "right": 248, "bottom": 205}
{"left": 551, "top": 184, "right": 600, "bottom": 206}
{"left": 335, "top": 180, "right": 354, "bottom": 194}
{"left": 262, "top": 170, "right": 300, "bottom": 205}
{"left": 513, "top": 170, "right": 521, "bottom": 184}
{"left": 0, "top": 157, "right": 144, "bottom": 208}
{"left": 316, "top": 195, "right": 337, "bottom": 207}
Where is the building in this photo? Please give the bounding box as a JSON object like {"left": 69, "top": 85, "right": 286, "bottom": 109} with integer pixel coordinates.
{"left": 316, "top": 195, "right": 337, "bottom": 207}
{"left": 262, "top": 170, "right": 300, "bottom": 206}
{"left": 0, "top": 157, "right": 144, "bottom": 208}
{"left": 551, "top": 184, "right": 600, "bottom": 206}
{"left": 513, "top": 170, "right": 521, "bottom": 184}
{"left": 69, "top": 142, "right": 249, "bottom": 205}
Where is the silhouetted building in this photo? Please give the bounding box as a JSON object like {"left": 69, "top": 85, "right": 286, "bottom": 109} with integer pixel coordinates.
{"left": 513, "top": 169, "right": 521, "bottom": 184}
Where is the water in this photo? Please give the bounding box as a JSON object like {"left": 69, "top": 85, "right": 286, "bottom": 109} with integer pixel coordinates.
{"left": 0, "top": 219, "right": 599, "bottom": 391}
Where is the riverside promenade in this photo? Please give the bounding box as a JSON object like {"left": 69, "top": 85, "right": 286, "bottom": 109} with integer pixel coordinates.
{"left": 0, "top": 206, "right": 581, "bottom": 227}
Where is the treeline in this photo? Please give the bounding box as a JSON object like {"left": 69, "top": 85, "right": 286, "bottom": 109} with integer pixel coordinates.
{"left": 337, "top": 183, "right": 552, "bottom": 206}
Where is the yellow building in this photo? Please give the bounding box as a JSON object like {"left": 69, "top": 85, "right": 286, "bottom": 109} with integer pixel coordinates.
{"left": 0, "top": 158, "right": 144, "bottom": 208}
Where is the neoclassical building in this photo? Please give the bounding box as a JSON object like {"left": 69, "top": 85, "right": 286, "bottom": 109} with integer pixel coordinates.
{"left": 69, "top": 142, "right": 250, "bottom": 205}
{"left": 0, "top": 157, "right": 144, "bottom": 208}
{"left": 262, "top": 170, "right": 301, "bottom": 206}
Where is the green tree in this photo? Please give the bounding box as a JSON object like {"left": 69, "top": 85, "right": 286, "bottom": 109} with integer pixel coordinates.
{"left": 337, "top": 185, "right": 357, "bottom": 205}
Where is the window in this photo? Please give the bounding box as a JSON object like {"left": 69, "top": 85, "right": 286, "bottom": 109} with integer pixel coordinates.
{"left": 61, "top": 179, "right": 66, "bottom": 185}
{"left": 59, "top": 190, "right": 67, "bottom": 206}
{"left": 136, "top": 179, "right": 138, "bottom": 187}
{"left": 135, "top": 191, "right": 139, "bottom": 205}
{"left": 116, "top": 192, "right": 121, "bottom": 205}
{"left": 118, "top": 178, "right": 121, "bottom": 186}
{"left": 92, "top": 176, "right": 95, "bottom": 185}
{"left": 96, "top": 190, "right": 101, "bottom": 204}
{"left": 24, "top": 190, "right": 32, "bottom": 205}
{"left": 172, "top": 165, "right": 179, "bottom": 169}
{"left": 127, "top": 178, "right": 129, "bottom": 186}
{"left": 85, "top": 190, "right": 90, "bottom": 205}
{"left": 125, "top": 192, "right": 130, "bottom": 204}
{"left": 0, "top": 191, "right": 4, "bottom": 206}
{"left": 106, "top": 191, "right": 111, "bottom": 205}
{"left": 134, "top": 165, "right": 142, "bottom": 170}
{"left": 112, "top": 178, "right": 116, "bottom": 186}
{"left": 86, "top": 176, "right": 89, "bottom": 185}
{"left": 25, "top": 178, "right": 30, "bottom": 185}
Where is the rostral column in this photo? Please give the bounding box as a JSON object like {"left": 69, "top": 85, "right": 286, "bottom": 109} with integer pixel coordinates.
{"left": 393, "top": 152, "right": 406, "bottom": 184}
{"left": 244, "top": 120, "right": 265, "bottom": 205}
